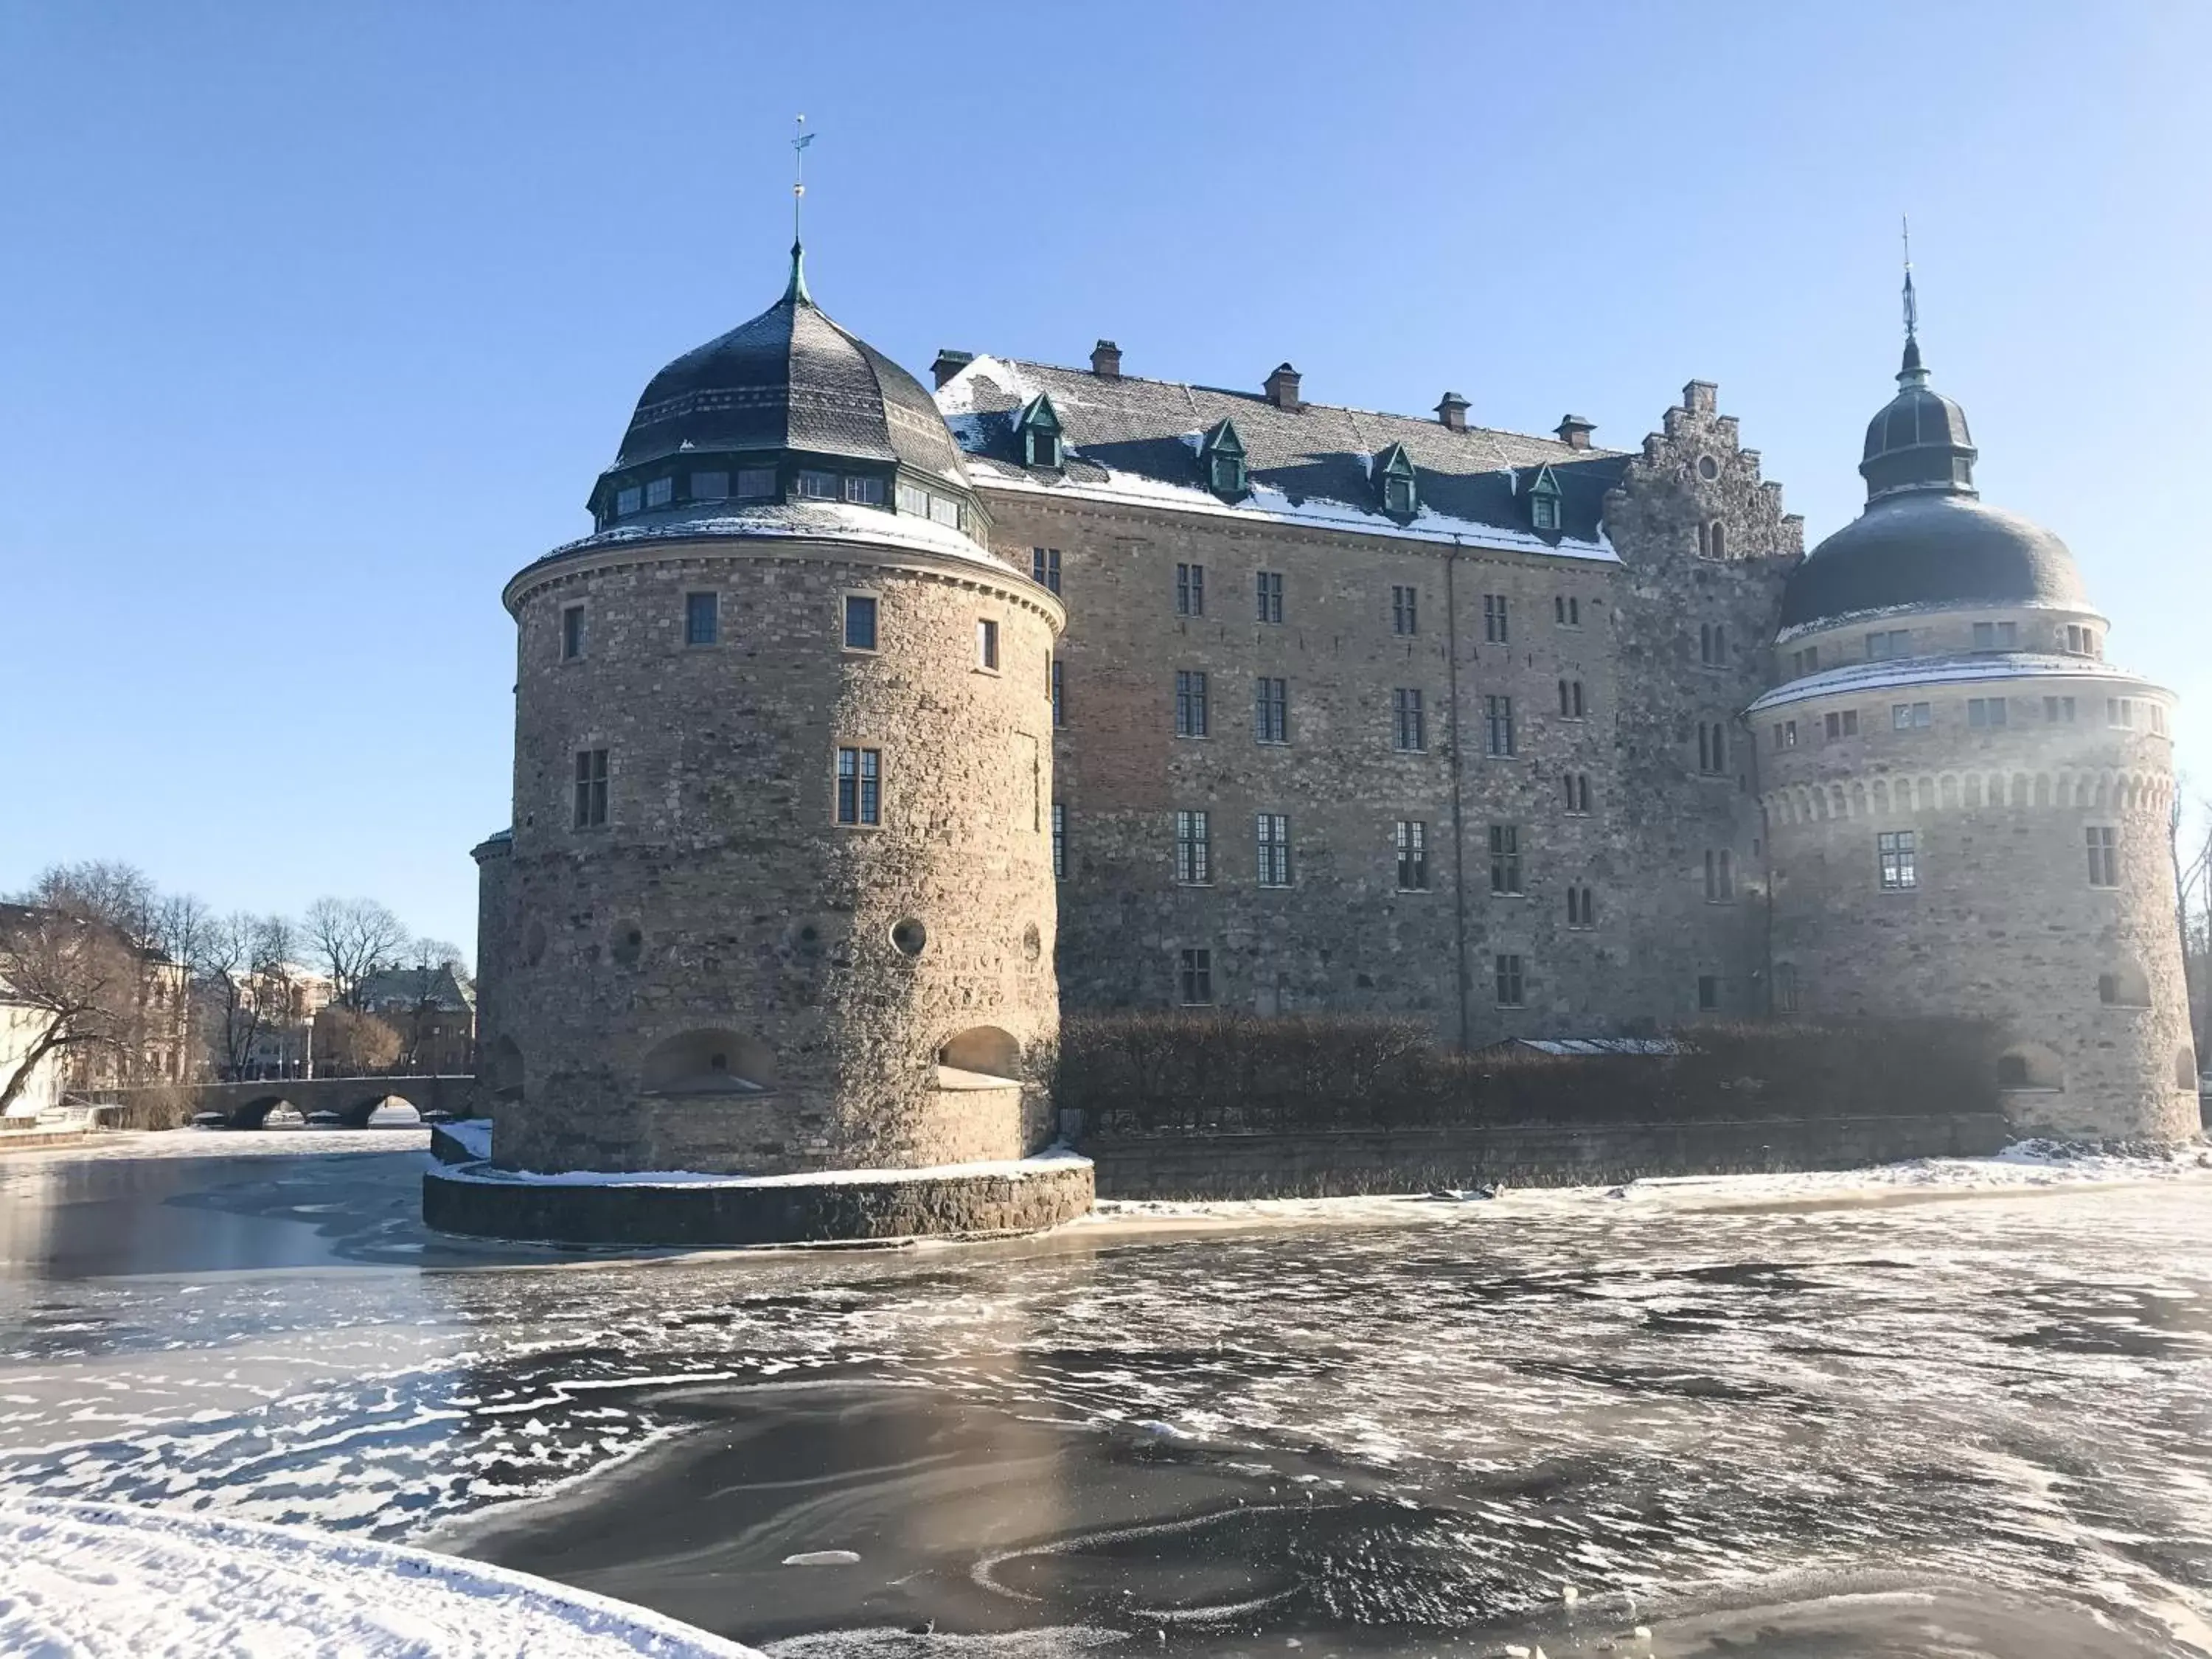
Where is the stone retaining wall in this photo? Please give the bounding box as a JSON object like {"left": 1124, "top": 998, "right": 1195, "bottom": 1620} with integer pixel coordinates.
{"left": 1079, "top": 1113, "right": 2009, "bottom": 1200}
{"left": 422, "top": 1157, "right": 1094, "bottom": 1248}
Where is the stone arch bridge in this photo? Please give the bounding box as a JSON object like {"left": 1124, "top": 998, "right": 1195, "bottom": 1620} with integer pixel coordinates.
{"left": 131, "top": 1075, "right": 476, "bottom": 1130}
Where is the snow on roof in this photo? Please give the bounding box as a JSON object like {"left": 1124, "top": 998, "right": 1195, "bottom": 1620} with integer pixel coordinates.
{"left": 1482, "top": 1037, "right": 1686, "bottom": 1057}
{"left": 1748, "top": 652, "right": 2171, "bottom": 714}
{"left": 1773, "top": 595, "right": 2105, "bottom": 644}
{"left": 939, "top": 355, "right": 1624, "bottom": 563}
{"left": 0, "top": 1498, "right": 762, "bottom": 1658}
{"left": 518, "top": 498, "right": 1024, "bottom": 600}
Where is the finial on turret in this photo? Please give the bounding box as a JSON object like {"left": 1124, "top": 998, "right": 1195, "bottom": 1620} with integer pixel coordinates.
{"left": 1898, "top": 215, "right": 1927, "bottom": 386}
{"left": 785, "top": 115, "right": 816, "bottom": 306}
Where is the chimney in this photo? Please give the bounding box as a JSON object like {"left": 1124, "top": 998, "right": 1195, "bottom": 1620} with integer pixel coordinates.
{"left": 1090, "top": 339, "right": 1122, "bottom": 379}
{"left": 1435, "top": 392, "right": 1470, "bottom": 432}
{"left": 1554, "top": 414, "right": 1596, "bottom": 451}
{"left": 931, "top": 349, "right": 973, "bottom": 391}
{"left": 1264, "top": 362, "right": 1302, "bottom": 410}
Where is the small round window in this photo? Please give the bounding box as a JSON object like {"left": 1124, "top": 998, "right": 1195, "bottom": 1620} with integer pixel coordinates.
{"left": 891, "top": 918, "right": 927, "bottom": 957}
{"left": 1697, "top": 455, "right": 1720, "bottom": 481}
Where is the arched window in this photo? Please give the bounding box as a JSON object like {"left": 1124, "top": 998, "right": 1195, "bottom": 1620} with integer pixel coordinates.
{"left": 1709, "top": 521, "right": 1727, "bottom": 560}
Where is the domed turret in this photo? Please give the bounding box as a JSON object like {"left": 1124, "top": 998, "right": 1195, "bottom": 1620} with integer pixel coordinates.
{"left": 582, "top": 245, "right": 984, "bottom": 541}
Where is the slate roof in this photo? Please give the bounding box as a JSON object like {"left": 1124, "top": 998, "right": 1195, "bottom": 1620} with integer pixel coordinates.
{"left": 936, "top": 358, "right": 1631, "bottom": 558}
{"left": 613, "top": 263, "right": 970, "bottom": 489}
{"left": 1781, "top": 490, "right": 2088, "bottom": 632}
{"left": 356, "top": 964, "right": 475, "bottom": 1015}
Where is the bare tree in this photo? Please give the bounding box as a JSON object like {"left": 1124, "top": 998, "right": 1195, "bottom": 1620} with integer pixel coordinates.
{"left": 27, "top": 862, "right": 162, "bottom": 954}
{"left": 0, "top": 905, "right": 141, "bottom": 1115}
{"left": 302, "top": 897, "right": 409, "bottom": 1011}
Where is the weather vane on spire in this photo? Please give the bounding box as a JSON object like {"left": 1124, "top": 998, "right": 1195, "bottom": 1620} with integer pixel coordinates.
{"left": 785, "top": 115, "right": 817, "bottom": 305}
{"left": 1901, "top": 215, "right": 1918, "bottom": 344}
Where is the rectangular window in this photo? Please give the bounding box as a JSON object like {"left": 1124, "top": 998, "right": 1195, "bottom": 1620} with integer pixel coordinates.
{"left": 1697, "top": 974, "right": 1719, "bottom": 1012}
{"left": 1775, "top": 961, "right": 1799, "bottom": 1012}
{"left": 1866, "top": 628, "right": 1912, "bottom": 661}
{"left": 1256, "top": 570, "right": 1284, "bottom": 624}
{"left": 1878, "top": 830, "right": 1917, "bottom": 891}
{"left": 1256, "top": 813, "right": 1292, "bottom": 888}
{"left": 645, "top": 476, "right": 674, "bottom": 508}
{"left": 1704, "top": 847, "right": 1735, "bottom": 902}
{"left": 1175, "top": 669, "right": 1209, "bottom": 737}
{"left": 2045, "top": 695, "right": 2076, "bottom": 723}
{"left": 736, "top": 467, "right": 779, "bottom": 499}
{"left": 1484, "top": 594, "right": 1509, "bottom": 643}
{"left": 843, "top": 594, "right": 879, "bottom": 652}
{"left": 1175, "top": 810, "right": 1211, "bottom": 884}
{"left": 1051, "top": 658, "right": 1066, "bottom": 728}
{"left": 1051, "top": 802, "right": 1065, "bottom": 880}
{"left": 797, "top": 469, "right": 839, "bottom": 500}
{"left": 1489, "top": 824, "right": 1522, "bottom": 894}
{"left": 572, "top": 748, "right": 608, "bottom": 829}
{"left": 835, "top": 747, "right": 883, "bottom": 826}
{"left": 1176, "top": 562, "right": 1206, "bottom": 616}
{"left": 1394, "top": 688, "right": 1427, "bottom": 751}
{"left": 2067, "top": 624, "right": 2089, "bottom": 655}
{"left": 1791, "top": 646, "right": 1819, "bottom": 677}
{"left": 1395, "top": 820, "right": 1430, "bottom": 891}
{"left": 1486, "top": 695, "right": 1515, "bottom": 757}
{"left": 842, "top": 474, "right": 887, "bottom": 506}
{"left": 1701, "top": 623, "right": 1728, "bottom": 667}
{"left": 684, "top": 591, "right": 719, "bottom": 647}
{"left": 1558, "top": 679, "right": 1585, "bottom": 719}
{"left": 1495, "top": 953, "right": 1526, "bottom": 1008}
{"left": 689, "top": 470, "right": 730, "bottom": 501}
{"left": 1031, "top": 547, "right": 1062, "bottom": 593}
{"left": 1565, "top": 884, "right": 1595, "bottom": 928}
{"left": 1562, "top": 771, "right": 1591, "bottom": 815}
{"left": 1824, "top": 709, "right": 1860, "bottom": 740}
{"left": 1892, "top": 701, "right": 1933, "bottom": 730}
{"left": 614, "top": 484, "right": 642, "bottom": 517}
{"left": 1697, "top": 721, "right": 1728, "bottom": 774}
{"left": 1255, "top": 677, "right": 1289, "bottom": 745}
{"left": 1966, "top": 697, "right": 2007, "bottom": 728}
{"left": 896, "top": 481, "right": 928, "bottom": 516}
{"left": 560, "top": 604, "right": 585, "bottom": 661}
{"left": 976, "top": 617, "right": 1000, "bottom": 672}
{"left": 2107, "top": 698, "right": 2138, "bottom": 728}
{"left": 1391, "top": 585, "right": 1419, "bottom": 636}
{"left": 2151, "top": 703, "right": 2168, "bottom": 736}
{"left": 2086, "top": 826, "right": 2118, "bottom": 888}
{"left": 1179, "top": 947, "right": 1214, "bottom": 1006}
{"left": 1555, "top": 594, "right": 1581, "bottom": 627}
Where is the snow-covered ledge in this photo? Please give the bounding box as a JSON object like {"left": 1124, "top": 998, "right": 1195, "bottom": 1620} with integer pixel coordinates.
{"left": 0, "top": 1498, "right": 760, "bottom": 1658}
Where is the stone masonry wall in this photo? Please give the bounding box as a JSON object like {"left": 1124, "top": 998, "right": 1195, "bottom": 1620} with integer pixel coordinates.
{"left": 1761, "top": 676, "right": 2194, "bottom": 1141}
{"left": 976, "top": 380, "right": 1801, "bottom": 1043}
{"left": 488, "top": 536, "right": 1062, "bottom": 1175}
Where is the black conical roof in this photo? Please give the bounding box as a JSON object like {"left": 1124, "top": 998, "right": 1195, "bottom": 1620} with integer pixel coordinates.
{"left": 612, "top": 248, "right": 970, "bottom": 487}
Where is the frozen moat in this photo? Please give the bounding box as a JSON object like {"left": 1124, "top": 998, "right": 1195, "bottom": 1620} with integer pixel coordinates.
{"left": 1, "top": 1130, "right": 2211, "bottom": 1656}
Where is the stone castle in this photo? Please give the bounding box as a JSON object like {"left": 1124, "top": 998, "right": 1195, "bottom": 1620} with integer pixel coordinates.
{"left": 469, "top": 239, "right": 2193, "bottom": 1179}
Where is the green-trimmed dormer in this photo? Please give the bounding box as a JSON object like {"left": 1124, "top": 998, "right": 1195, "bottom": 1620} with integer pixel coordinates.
{"left": 1200, "top": 418, "right": 1247, "bottom": 498}
{"left": 1016, "top": 394, "right": 1065, "bottom": 469}
{"left": 1375, "top": 442, "right": 1418, "bottom": 518}
{"left": 1528, "top": 464, "right": 1563, "bottom": 535}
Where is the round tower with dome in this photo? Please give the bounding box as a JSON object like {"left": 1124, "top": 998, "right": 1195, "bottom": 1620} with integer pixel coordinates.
{"left": 467, "top": 242, "right": 1067, "bottom": 1187}
{"left": 1751, "top": 282, "right": 2194, "bottom": 1141}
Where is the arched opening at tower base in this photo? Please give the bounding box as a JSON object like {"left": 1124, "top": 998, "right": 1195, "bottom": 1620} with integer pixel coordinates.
{"left": 935, "top": 1026, "right": 1022, "bottom": 1090}
{"left": 642, "top": 1029, "right": 776, "bottom": 1095}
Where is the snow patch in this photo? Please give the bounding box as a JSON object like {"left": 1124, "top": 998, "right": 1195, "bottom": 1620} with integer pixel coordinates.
{"left": 433, "top": 1148, "right": 1092, "bottom": 1190}
{"left": 0, "top": 1497, "right": 761, "bottom": 1657}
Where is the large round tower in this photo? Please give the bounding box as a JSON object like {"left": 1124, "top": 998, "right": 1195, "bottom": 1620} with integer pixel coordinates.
{"left": 473, "top": 247, "right": 1063, "bottom": 1177}
{"left": 1752, "top": 311, "right": 2193, "bottom": 1142}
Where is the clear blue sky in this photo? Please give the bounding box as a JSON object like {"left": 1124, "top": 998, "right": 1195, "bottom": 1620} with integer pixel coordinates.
{"left": 2, "top": 2, "right": 2206, "bottom": 954}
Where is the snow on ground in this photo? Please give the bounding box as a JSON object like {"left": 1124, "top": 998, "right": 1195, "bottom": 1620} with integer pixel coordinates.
{"left": 0, "top": 1498, "right": 760, "bottom": 1658}
{"left": 437, "top": 1147, "right": 1091, "bottom": 1188}
{"left": 1079, "top": 1139, "right": 2212, "bottom": 1232}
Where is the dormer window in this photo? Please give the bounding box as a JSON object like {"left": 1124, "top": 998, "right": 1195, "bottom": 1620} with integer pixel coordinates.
{"left": 1200, "top": 419, "right": 1247, "bottom": 498}
{"left": 645, "top": 477, "right": 673, "bottom": 509}
{"left": 1376, "top": 442, "right": 1417, "bottom": 517}
{"left": 614, "top": 485, "right": 642, "bottom": 518}
{"left": 1528, "top": 466, "right": 1562, "bottom": 534}
{"left": 1016, "top": 394, "right": 1065, "bottom": 469}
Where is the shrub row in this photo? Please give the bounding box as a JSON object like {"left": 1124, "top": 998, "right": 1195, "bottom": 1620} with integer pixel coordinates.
{"left": 1051, "top": 1012, "right": 2001, "bottom": 1135}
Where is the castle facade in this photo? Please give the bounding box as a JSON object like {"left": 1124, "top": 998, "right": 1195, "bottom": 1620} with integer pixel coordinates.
{"left": 470, "top": 247, "right": 2192, "bottom": 1176}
